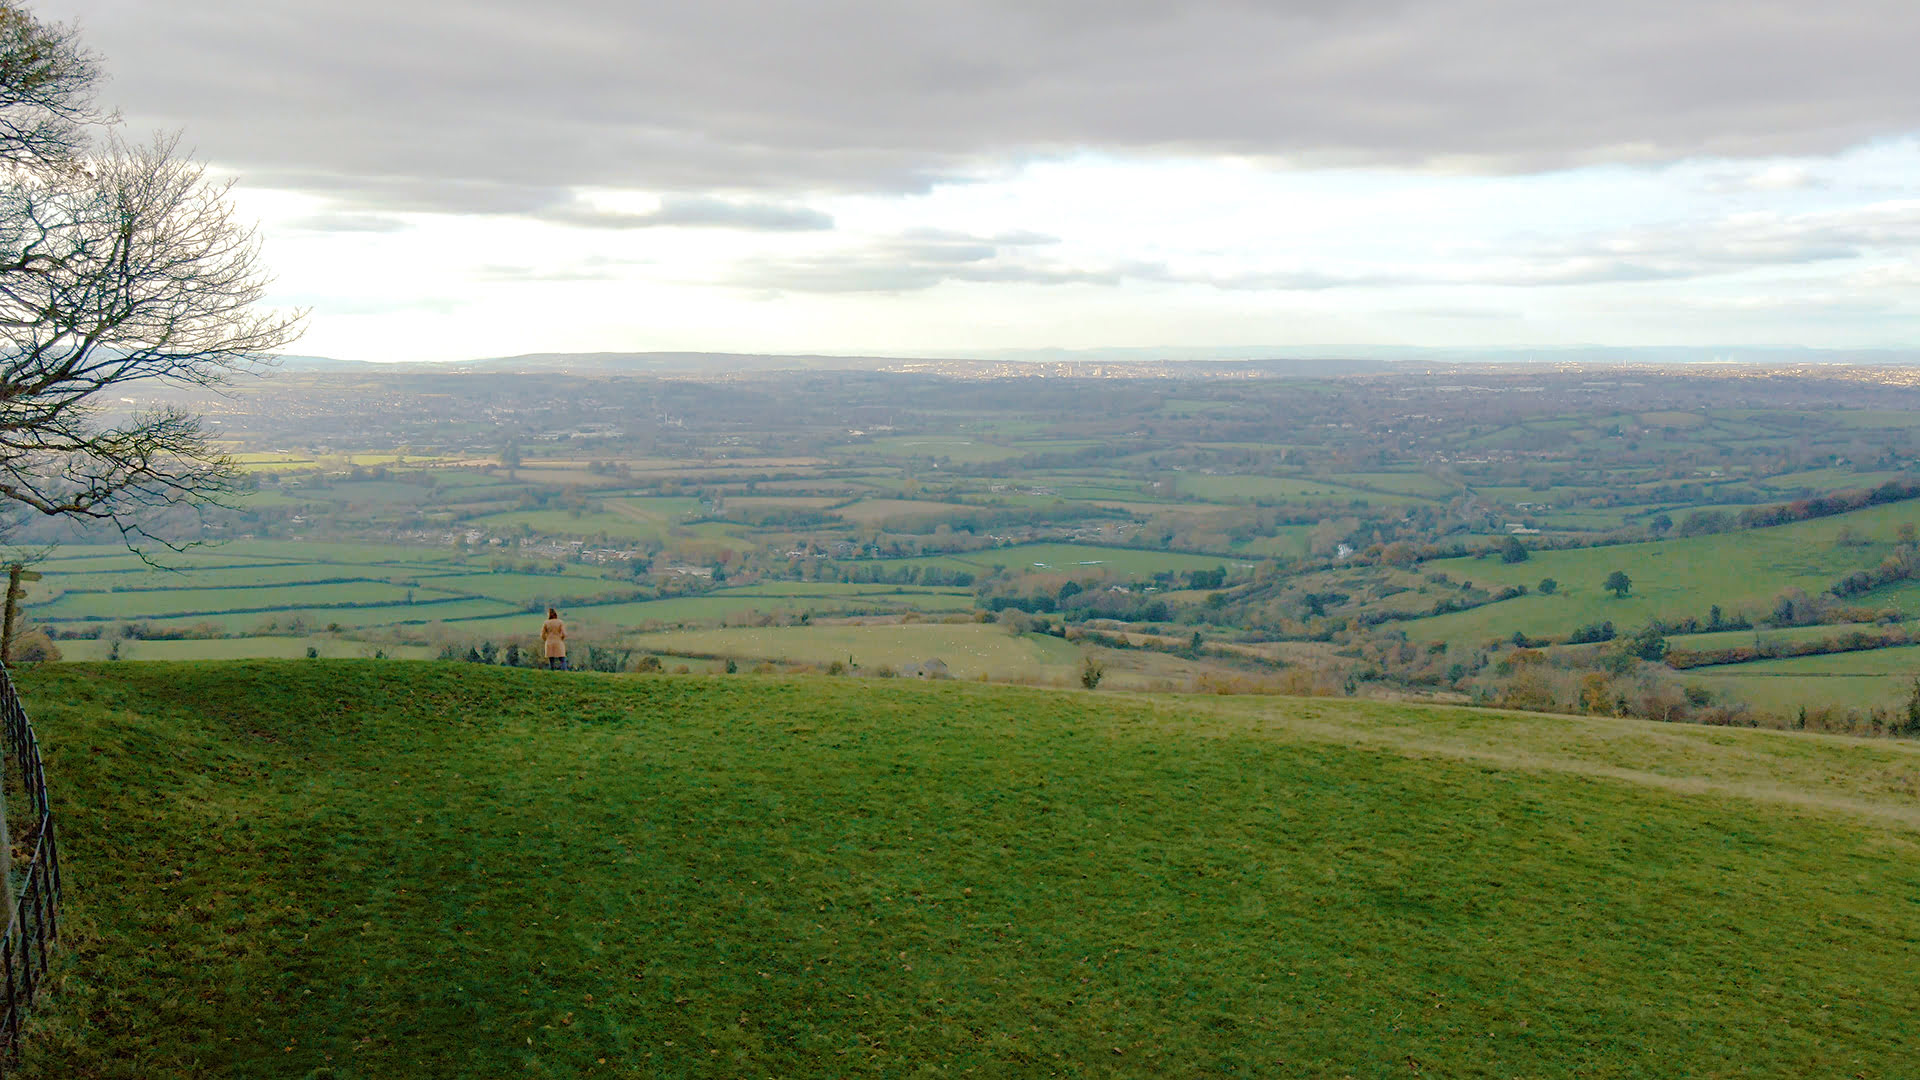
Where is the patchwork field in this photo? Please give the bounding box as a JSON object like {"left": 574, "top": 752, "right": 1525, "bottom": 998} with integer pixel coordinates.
{"left": 1684, "top": 644, "right": 1920, "bottom": 713}
{"left": 625, "top": 622, "right": 1082, "bottom": 678}
{"left": 15, "top": 663, "right": 1919, "bottom": 1078}
{"left": 897, "top": 543, "right": 1246, "bottom": 576}
{"left": 1409, "top": 502, "right": 1920, "bottom": 648}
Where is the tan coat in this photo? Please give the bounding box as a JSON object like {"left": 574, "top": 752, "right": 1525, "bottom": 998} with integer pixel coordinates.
{"left": 541, "top": 617, "right": 567, "bottom": 658}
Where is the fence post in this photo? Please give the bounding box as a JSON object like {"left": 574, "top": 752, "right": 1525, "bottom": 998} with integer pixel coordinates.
{"left": 0, "top": 659, "right": 61, "bottom": 1074}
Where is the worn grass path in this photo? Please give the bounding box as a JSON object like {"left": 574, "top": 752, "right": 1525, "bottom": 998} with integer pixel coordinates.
{"left": 12, "top": 662, "right": 1920, "bottom": 1078}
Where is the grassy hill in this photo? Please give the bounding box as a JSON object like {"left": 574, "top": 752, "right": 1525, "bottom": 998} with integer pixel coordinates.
{"left": 13, "top": 662, "right": 1920, "bottom": 1078}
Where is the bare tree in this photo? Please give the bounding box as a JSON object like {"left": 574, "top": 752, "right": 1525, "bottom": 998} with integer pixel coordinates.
{"left": 0, "top": 3, "right": 105, "bottom": 169}
{"left": 0, "top": 1, "right": 302, "bottom": 550}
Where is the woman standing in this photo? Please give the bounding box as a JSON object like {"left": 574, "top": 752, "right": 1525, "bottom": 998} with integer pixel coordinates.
{"left": 541, "top": 607, "right": 568, "bottom": 670}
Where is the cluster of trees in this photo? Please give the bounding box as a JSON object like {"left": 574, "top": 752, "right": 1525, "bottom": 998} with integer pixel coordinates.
{"left": 1829, "top": 539, "right": 1920, "bottom": 599}
{"left": 1735, "top": 481, "right": 1920, "bottom": 530}
{"left": 1666, "top": 625, "right": 1916, "bottom": 670}
{"left": 435, "top": 638, "right": 650, "bottom": 673}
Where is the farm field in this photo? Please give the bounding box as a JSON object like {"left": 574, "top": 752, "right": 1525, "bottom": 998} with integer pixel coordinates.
{"left": 626, "top": 622, "right": 1082, "bottom": 677}
{"left": 118, "top": 598, "right": 522, "bottom": 634}
{"left": 1406, "top": 501, "right": 1920, "bottom": 647}
{"left": 897, "top": 542, "right": 1245, "bottom": 576}
{"left": 33, "top": 581, "right": 460, "bottom": 621}
{"left": 1684, "top": 644, "right": 1920, "bottom": 713}
{"left": 1663, "top": 621, "right": 1891, "bottom": 652}
{"left": 1174, "top": 474, "right": 1430, "bottom": 504}
{"left": 51, "top": 636, "right": 437, "bottom": 661}
{"left": 20, "top": 365, "right": 1920, "bottom": 727}
{"left": 18, "top": 547, "right": 612, "bottom": 638}
{"left": 828, "top": 498, "right": 979, "bottom": 525}
{"left": 14, "top": 662, "right": 1920, "bottom": 1078}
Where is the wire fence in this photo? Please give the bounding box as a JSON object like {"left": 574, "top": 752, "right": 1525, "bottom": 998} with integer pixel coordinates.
{"left": 0, "top": 662, "right": 60, "bottom": 1073}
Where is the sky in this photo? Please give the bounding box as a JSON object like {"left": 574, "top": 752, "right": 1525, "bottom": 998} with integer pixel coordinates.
{"left": 33, "top": 0, "right": 1920, "bottom": 363}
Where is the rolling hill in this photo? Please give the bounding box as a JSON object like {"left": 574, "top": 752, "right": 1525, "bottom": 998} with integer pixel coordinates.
{"left": 12, "top": 662, "right": 1919, "bottom": 1078}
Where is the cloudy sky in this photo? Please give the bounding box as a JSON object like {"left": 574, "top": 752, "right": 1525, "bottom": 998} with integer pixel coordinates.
{"left": 35, "top": 0, "right": 1920, "bottom": 362}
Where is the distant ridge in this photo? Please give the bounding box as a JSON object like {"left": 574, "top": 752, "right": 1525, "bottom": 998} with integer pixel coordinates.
{"left": 273, "top": 345, "right": 1920, "bottom": 373}
{"left": 464, "top": 351, "right": 934, "bottom": 373}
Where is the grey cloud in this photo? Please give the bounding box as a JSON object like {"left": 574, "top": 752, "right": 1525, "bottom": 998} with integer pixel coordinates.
{"left": 730, "top": 230, "right": 1399, "bottom": 293}
{"left": 540, "top": 196, "right": 833, "bottom": 231}
{"left": 36, "top": 0, "right": 1920, "bottom": 214}
{"left": 733, "top": 201, "right": 1920, "bottom": 295}
{"left": 1521, "top": 202, "right": 1920, "bottom": 281}
{"left": 732, "top": 231, "right": 1142, "bottom": 292}
{"left": 283, "top": 211, "right": 411, "bottom": 233}
{"left": 473, "top": 265, "right": 621, "bottom": 283}
{"left": 1703, "top": 165, "right": 1830, "bottom": 194}
{"left": 473, "top": 255, "right": 652, "bottom": 282}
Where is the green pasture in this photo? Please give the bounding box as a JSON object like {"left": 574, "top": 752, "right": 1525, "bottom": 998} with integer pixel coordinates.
{"left": 837, "top": 436, "right": 1028, "bottom": 463}
{"left": 1231, "top": 527, "right": 1313, "bottom": 559}
{"left": 1664, "top": 622, "right": 1895, "bottom": 653}
{"left": 1331, "top": 471, "right": 1461, "bottom": 498}
{"left": 726, "top": 582, "right": 974, "bottom": 600}
{"left": 31, "top": 562, "right": 371, "bottom": 595}
{"left": 1408, "top": 502, "right": 1920, "bottom": 647}
{"left": 829, "top": 498, "right": 978, "bottom": 525}
{"left": 894, "top": 543, "right": 1245, "bottom": 578}
{"left": 415, "top": 571, "right": 639, "bottom": 605}
{"left": 451, "top": 595, "right": 969, "bottom": 639}
{"left": 471, "top": 498, "right": 703, "bottom": 542}
{"left": 626, "top": 622, "right": 1080, "bottom": 677}
{"left": 15, "top": 663, "right": 1920, "bottom": 1078}
{"left": 1684, "top": 644, "right": 1920, "bottom": 714}
{"left": 100, "top": 598, "right": 521, "bottom": 634}
{"left": 1755, "top": 467, "right": 1916, "bottom": 492}
{"left": 206, "top": 540, "right": 464, "bottom": 566}
{"left": 49, "top": 637, "right": 437, "bottom": 661}
{"left": 1820, "top": 410, "right": 1920, "bottom": 430}
{"left": 1174, "top": 474, "right": 1427, "bottom": 504}
{"left": 32, "top": 582, "right": 458, "bottom": 621}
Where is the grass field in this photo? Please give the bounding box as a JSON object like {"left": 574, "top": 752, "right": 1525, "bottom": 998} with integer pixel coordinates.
{"left": 829, "top": 498, "right": 976, "bottom": 525}
{"left": 13, "top": 662, "right": 1920, "bottom": 1078}
{"left": 33, "top": 582, "right": 456, "bottom": 621}
{"left": 898, "top": 543, "right": 1245, "bottom": 577}
{"left": 49, "top": 637, "right": 438, "bottom": 661}
{"left": 1174, "top": 474, "right": 1429, "bottom": 504}
{"left": 624, "top": 622, "right": 1081, "bottom": 677}
{"left": 17, "top": 545, "right": 635, "bottom": 635}
{"left": 1683, "top": 643, "right": 1920, "bottom": 713}
{"left": 1408, "top": 501, "right": 1920, "bottom": 647}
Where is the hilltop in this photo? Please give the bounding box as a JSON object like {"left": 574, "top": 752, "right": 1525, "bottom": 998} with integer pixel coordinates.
{"left": 11, "top": 661, "right": 1919, "bottom": 1078}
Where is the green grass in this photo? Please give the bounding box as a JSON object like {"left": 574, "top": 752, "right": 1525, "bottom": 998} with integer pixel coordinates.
{"left": 1174, "top": 474, "right": 1427, "bottom": 504}
{"left": 624, "top": 623, "right": 1079, "bottom": 676}
{"left": 449, "top": 595, "right": 974, "bottom": 639}
{"left": 1408, "top": 502, "right": 1920, "bottom": 647}
{"left": 724, "top": 582, "right": 973, "bottom": 599}
{"left": 35, "top": 564, "right": 412, "bottom": 594}
{"left": 1683, "top": 644, "right": 1920, "bottom": 713}
{"left": 835, "top": 436, "right": 1029, "bottom": 462}
{"left": 93, "top": 598, "right": 522, "bottom": 634}
{"left": 414, "top": 571, "right": 637, "bottom": 605}
{"left": 32, "top": 583, "right": 461, "bottom": 621}
{"left": 14, "top": 663, "right": 1920, "bottom": 1078}
{"left": 50, "top": 637, "right": 437, "bottom": 661}
{"left": 895, "top": 543, "right": 1245, "bottom": 577}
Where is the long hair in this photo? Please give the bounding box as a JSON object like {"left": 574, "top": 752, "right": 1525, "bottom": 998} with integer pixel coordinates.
{"left": 546, "top": 607, "right": 558, "bottom": 620}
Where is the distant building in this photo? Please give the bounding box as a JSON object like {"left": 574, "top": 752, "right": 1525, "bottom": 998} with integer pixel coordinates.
{"left": 900, "top": 658, "right": 950, "bottom": 679}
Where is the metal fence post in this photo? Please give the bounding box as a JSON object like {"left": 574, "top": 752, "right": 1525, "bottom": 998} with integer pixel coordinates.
{"left": 0, "top": 660, "right": 61, "bottom": 1074}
